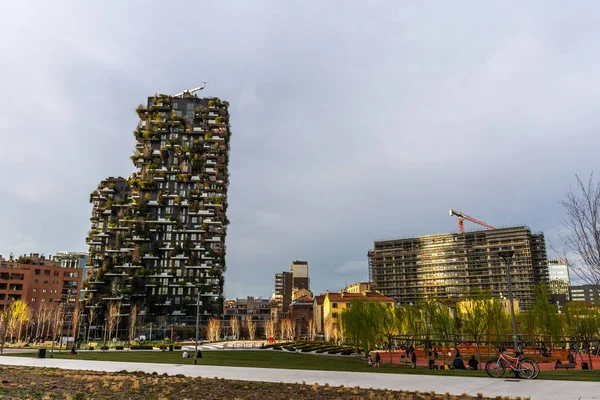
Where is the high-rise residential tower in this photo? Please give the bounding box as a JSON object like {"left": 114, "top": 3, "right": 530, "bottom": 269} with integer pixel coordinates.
{"left": 368, "top": 226, "right": 548, "bottom": 309}
{"left": 84, "top": 92, "right": 231, "bottom": 328}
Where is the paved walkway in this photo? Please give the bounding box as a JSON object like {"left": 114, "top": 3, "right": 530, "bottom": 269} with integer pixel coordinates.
{"left": 0, "top": 356, "right": 597, "bottom": 400}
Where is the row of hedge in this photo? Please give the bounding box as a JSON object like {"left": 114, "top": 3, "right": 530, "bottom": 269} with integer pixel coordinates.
{"left": 86, "top": 344, "right": 182, "bottom": 350}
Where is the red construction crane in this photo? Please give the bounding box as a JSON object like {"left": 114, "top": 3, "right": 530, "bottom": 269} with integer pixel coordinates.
{"left": 449, "top": 209, "right": 495, "bottom": 233}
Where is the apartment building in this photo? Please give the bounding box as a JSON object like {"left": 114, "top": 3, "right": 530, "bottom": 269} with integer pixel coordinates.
{"left": 570, "top": 285, "right": 600, "bottom": 304}
{"left": 368, "top": 226, "right": 548, "bottom": 309}
{"left": 85, "top": 92, "right": 232, "bottom": 326}
{"left": 0, "top": 254, "right": 82, "bottom": 312}
{"left": 273, "top": 260, "right": 311, "bottom": 315}
{"left": 224, "top": 296, "right": 271, "bottom": 332}
{"left": 314, "top": 290, "right": 395, "bottom": 340}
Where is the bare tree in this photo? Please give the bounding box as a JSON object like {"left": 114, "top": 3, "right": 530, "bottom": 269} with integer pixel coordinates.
{"left": 279, "top": 318, "right": 288, "bottom": 341}
{"left": 229, "top": 316, "right": 239, "bottom": 340}
{"left": 87, "top": 307, "right": 96, "bottom": 344}
{"left": 207, "top": 318, "right": 221, "bottom": 342}
{"left": 247, "top": 318, "right": 257, "bottom": 341}
{"left": 72, "top": 302, "right": 81, "bottom": 341}
{"left": 0, "top": 307, "right": 11, "bottom": 354}
{"left": 560, "top": 174, "right": 600, "bottom": 285}
{"left": 129, "top": 304, "right": 137, "bottom": 344}
{"left": 264, "top": 319, "right": 276, "bottom": 340}
{"left": 308, "top": 318, "right": 316, "bottom": 341}
{"left": 107, "top": 302, "right": 120, "bottom": 345}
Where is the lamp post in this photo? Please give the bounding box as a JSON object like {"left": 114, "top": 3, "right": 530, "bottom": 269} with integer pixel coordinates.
{"left": 149, "top": 322, "right": 153, "bottom": 342}
{"left": 498, "top": 250, "right": 518, "bottom": 353}
{"left": 194, "top": 286, "right": 204, "bottom": 364}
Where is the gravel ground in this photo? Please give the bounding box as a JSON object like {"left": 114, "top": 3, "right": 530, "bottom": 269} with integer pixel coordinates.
{"left": 0, "top": 365, "right": 525, "bottom": 400}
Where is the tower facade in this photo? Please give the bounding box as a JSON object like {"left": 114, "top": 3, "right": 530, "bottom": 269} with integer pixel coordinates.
{"left": 84, "top": 93, "right": 231, "bottom": 329}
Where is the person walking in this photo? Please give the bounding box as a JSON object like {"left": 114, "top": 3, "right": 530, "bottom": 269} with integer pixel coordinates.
{"left": 411, "top": 350, "right": 417, "bottom": 368}
{"left": 374, "top": 352, "right": 380, "bottom": 367}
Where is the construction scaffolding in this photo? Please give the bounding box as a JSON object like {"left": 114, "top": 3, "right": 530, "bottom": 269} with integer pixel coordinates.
{"left": 368, "top": 226, "right": 548, "bottom": 309}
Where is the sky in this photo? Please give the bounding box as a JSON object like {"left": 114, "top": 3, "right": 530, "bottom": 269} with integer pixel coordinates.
{"left": 1, "top": 1, "right": 599, "bottom": 298}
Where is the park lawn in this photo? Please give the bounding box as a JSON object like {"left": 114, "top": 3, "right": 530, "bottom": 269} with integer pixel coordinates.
{"left": 6, "top": 350, "right": 600, "bottom": 381}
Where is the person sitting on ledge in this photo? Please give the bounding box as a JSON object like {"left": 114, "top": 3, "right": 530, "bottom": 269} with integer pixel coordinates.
{"left": 182, "top": 350, "right": 189, "bottom": 358}
{"left": 70, "top": 345, "right": 77, "bottom": 355}
{"left": 468, "top": 355, "right": 478, "bottom": 370}
{"left": 453, "top": 355, "right": 466, "bottom": 370}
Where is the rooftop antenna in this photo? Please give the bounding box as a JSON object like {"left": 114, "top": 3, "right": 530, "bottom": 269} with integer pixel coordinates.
{"left": 172, "top": 82, "right": 209, "bottom": 98}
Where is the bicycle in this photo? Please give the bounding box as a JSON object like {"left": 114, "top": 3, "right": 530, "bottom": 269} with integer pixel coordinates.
{"left": 485, "top": 347, "right": 539, "bottom": 379}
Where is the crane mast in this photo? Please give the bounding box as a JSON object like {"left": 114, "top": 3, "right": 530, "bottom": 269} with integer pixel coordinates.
{"left": 449, "top": 209, "right": 495, "bottom": 233}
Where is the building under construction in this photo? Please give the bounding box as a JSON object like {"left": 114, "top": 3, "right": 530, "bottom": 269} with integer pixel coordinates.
{"left": 368, "top": 226, "right": 548, "bottom": 309}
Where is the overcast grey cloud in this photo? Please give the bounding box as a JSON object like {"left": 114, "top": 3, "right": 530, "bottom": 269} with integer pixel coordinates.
{"left": 1, "top": 1, "right": 599, "bottom": 298}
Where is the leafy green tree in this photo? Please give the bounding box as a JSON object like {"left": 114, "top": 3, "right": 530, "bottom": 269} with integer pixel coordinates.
{"left": 460, "top": 291, "right": 503, "bottom": 361}
{"left": 565, "top": 301, "right": 600, "bottom": 369}
{"left": 532, "top": 284, "right": 564, "bottom": 350}
{"left": 341, "top": 300, "right": 381, "bottom": 356}
{"left": 376, "top": 303, "right": 400, "bottom": 364}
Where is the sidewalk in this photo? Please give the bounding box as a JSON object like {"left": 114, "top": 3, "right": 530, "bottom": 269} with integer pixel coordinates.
{"left": 0, "top": 356, "right": 597, "bottom": 400}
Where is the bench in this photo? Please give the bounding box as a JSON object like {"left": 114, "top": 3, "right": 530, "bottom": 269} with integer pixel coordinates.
{"left": 555, "top": 363, "right": 577, "bottom": 370}
{"left": 398, "top": 358, "right": 411, "bottom": 367}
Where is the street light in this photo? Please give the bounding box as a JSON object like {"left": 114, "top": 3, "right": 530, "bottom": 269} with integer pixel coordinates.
{"left": 498, "top": 250, "right": 518, "bottom": 354}
{"left": 149, "top": 322, "right": 153, "bottom": 342}
{"left": 195, "top": 286, "right": 204, "bottom": 364}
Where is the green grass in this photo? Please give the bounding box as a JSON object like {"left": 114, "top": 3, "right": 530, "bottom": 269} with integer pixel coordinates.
{"left": 5, "top": 350, "right": 600, "bottom": 381}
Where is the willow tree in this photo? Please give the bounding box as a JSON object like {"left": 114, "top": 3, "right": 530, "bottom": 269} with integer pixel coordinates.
{"left": 341, "top": 300, "right": 381, "bottom": 356}
{"left": 532, "top": 284, "right": 564, "bottom": 350}
{"left": 377, "top": 303, "right": 400, "bottom": 364}
{"left": 460, "top": 292, "right": 502, "bottom": 361}
{"left": 565, "top": 302, "right": 600, "bottom": 369}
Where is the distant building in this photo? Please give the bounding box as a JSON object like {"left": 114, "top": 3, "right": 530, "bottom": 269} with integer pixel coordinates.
{"left": 315, "top": 291, "right": 395, "bottom": 341}
{"left": 570, "top": 285, "right": 600, "bottom": 304}
{"left": 273, "top": 260, "right": 311, "bottom": 314}
{"left": 343, "top": 282, "right": 372, "bottom": 294}
{"left": 368, "top": 226, "right": 548, "bottom": 310}
{"left": 53, "top": 252, "right": 88, "bottom": 299}
{"left": 290, "top": 260, "right": 310, "bottom": 290}
{"left": 0, "top": 253, "right": 83, "bottom": 337}
{"left": 292, "top": 287, "right": 313, "bottom": 301}
{"left": 273, "top": 271, "right": 293, "bottom": 312}
{"left": 224, "top": 296, "right": 271, "bottom": 332}
{"left": 547, "top": 260, "right": 571, "bottom": 302}
{"left": 289, "top": 295, "right": 314, "bottom": 337}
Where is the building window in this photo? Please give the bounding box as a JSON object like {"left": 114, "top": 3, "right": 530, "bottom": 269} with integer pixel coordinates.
{"left": 44, "top": 270, "right": 50, "bottom": 276}
{"left": 35, "top": 269, "right": 41, "bottom": 275}
{"left": 42, "top": 289, "right": 47, "bottom": 293}
{"left": 332, "top": 313, "right": 338, "bottom": 318}
{"left": 332, "top": 303, "right": 338, "bottom": 309}
{"left": 31, "top": 298, "right": 36, "bottom": 302}
{"left": 33, "top": 289, "right": 37, "bottom": 293}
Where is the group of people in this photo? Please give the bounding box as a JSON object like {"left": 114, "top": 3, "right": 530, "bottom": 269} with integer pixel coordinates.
{"left": 367, "top": 352, "right": 381, "bottom": 367}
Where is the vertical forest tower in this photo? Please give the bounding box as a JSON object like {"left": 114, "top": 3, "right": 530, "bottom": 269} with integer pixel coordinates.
{"left": 84, "top": 90, "right": 231, "bottom": 331}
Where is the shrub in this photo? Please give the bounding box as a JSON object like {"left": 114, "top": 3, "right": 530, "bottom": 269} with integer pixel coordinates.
{"left": 130, "top": 345, "right": 153, "bottom": 350}
{"left": 272, "top": 346, "right": 283, "bottom": 351}
{"left": 100, "top": 346, "right": 109, "bottom": 351}
{"left": 115, "top": 345, "right": 124, "bottom": 350}
{"left": 88, "top": 347, "right": 95, "bottom": 351}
